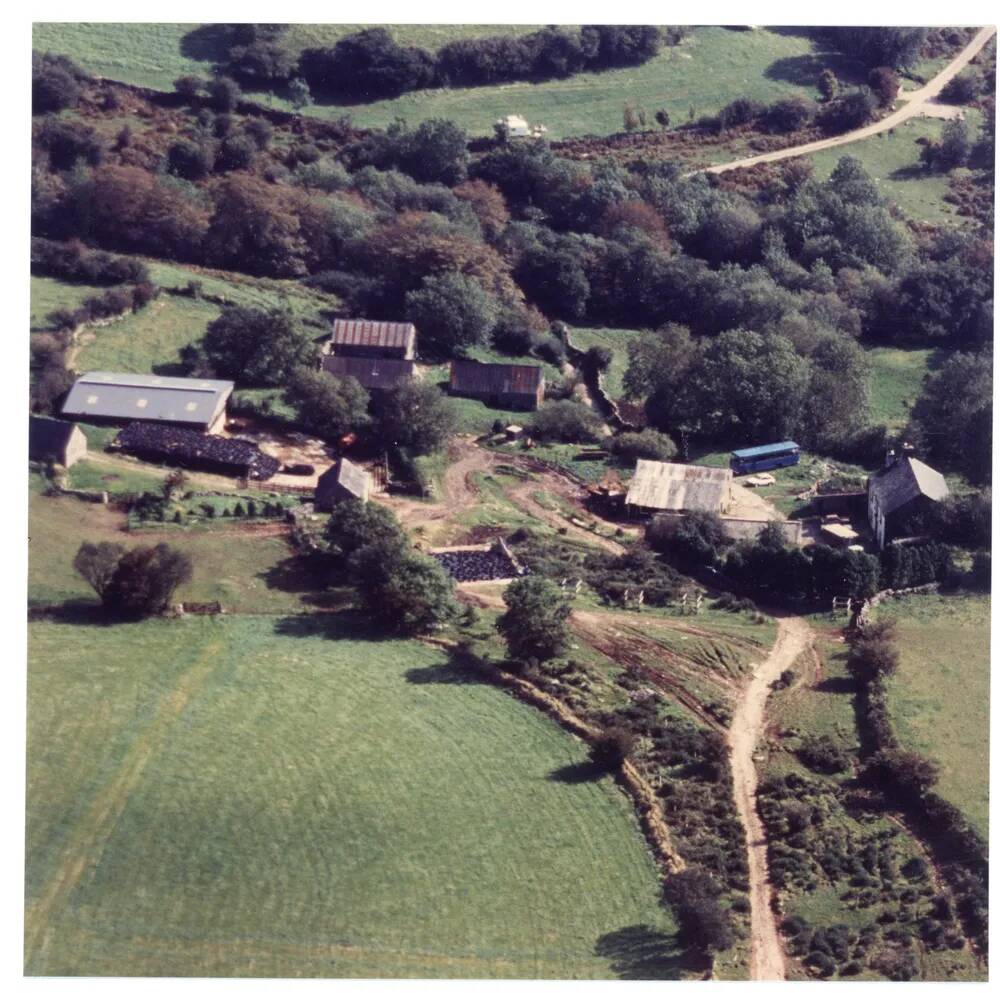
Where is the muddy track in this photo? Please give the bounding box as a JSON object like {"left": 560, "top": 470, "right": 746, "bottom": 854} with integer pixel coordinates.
{"left": 727, "top": 616, "right": 813, "bottom": 981}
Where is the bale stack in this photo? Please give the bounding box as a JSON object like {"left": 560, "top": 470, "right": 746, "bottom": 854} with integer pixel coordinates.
{"left": 430, "top": 543, "right": 528, "bottom": 583}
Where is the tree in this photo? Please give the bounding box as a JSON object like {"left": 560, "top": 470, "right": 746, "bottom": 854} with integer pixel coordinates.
{"left": 195, "top": 306, "right": 317, "bottom": 386}
{"left": 323, "top": 501, "right": 408, "bottom": 566}
{"left": 868, "top": 66, "right": 900, "bottom": 107}
{"left": 846, "top": 618, "right": 899, "bottom": 683}
{"left": 75, "top": 542, "right": 192, "bottom": 618}
{"left": 647, "top": 510, "right": 729, "bottom": 569}
{"left": 288, "top": 77, "right": 312, "bottom": 110}
{"left": 283, "top": 367, "right": 371, "bottom": 440}
{"left": 405, "top": 272, "right": 499, "bottom": 356}
{"left": 623, "top": 104, "right": 640, "bottom": 131}
{"left": 530, "top": 400, "right": 604, "bottom": 443}
{"left": 375, "top": 380, "right": 455, "bottom": 455}
{"left": 820, "top": 88, "right": 877, "bottom": 133}
{"left": 934, "top": 118, "right": 972, "bottom": 171}
{"left": 207, "top": 76, "right": 242, "bottom": 111}
{"left": 818, "top": 68, "right": 839, "bottom": 102}
{"left": 497, "top": 576, "right": 571, "bottom": 664}
{"left": 800, "top": 333, "right": 872, "bottom": 451}
{"left": 173, "top": 75, "right": 204, "bottom": 101}
{"left": 33, "top": 52, "right": 85, "bottom": 113}
{"left": 167, "top": 139, "right": 216, "bottom": 180}
{"left": 603, "top": 429, "right": 678, "bottom": 467}
{"left": 349, "top": 540, "right": 457, "bottom": 634}
{"left": 663, "top": 869, "right": 734, "bottom": 955}
{"left": 216, "top": 134, "right": 257, "bottom": 171}
{"left": 655, "top": 108, "right": 670, "bottom": 130}
{"left": 864, "top": 748, "right": 940, "bottom": 801}
{"left": 589, "top": 727, "right": 636, "bottom": 771}
{"left": 515, "top": 244, "right": 590, "bottom": 320}
{"left": 73, "top": 542, "right": 125, "bottom": 603}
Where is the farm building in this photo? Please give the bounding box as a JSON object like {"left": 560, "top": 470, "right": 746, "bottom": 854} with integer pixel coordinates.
{"left": 625, "top": 460, "right": 735, "bottom": 516}
{"left": 29, "top": 416, "right": 87, "bottom": 468}
{"left": 867, "top": 453, "right": 950, "bottom": 549}
{"left": 320, "top": 354, "right": 416, "bottom": 393}
{"left": 328, "top": 319, "right": 416, "bottom": 360}
{"left": 449, "top": 360, "right": 545, "bottom": 411}
{"left": 314, "top": 457, "right": 371, "bottom": 510}
{"left": 62, "top": 371, "right": 234, "bottom": 433}
{"left": 112, "top": 422, "right": 279, "bottom": 480}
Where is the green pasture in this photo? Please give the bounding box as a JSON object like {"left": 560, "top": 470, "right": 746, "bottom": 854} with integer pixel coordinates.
{"left": 30, "top": 276, "right": 103, "bottom": 331}
{"left": 34, "top": 24, "right": 868, "bottom": 140}
{"left": 26, "top": 615, "right": 679, "bottom": 977}
{"left": 878, "top": 593, "right": 990, "bottom": 836}
{"left": 867, "top": 346, "right": 940, "bottom": 429}
{"left": 808, "top": 116, "right": 972, "bottom": 227}
{"left": 568, "top": 326, "right": 658, "bottom": 401}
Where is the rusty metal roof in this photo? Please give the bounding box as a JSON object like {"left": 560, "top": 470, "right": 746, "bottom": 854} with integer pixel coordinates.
{"left": 321, "top": 355, "right": 416, "bottom": 390}
{"left": 625, "top": 460, "right": 733, "bottom": 513}
{"left": 450, "top": 359, "right": 545, "bottom": 396}
{"left": 330, "top": 319, "right": 416, "bottom": 352}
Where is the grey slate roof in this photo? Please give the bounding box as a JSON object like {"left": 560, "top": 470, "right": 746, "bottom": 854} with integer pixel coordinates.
{"left": 868, "top": 457, "right": 950, "bottom": 515}
{"left": 316, "top": 457, "right": 371, "bottom": 503}
{"left": 62, "top": 371, "right": 234, "bottom": 428}
{"left": 29, "top": 416, "right": 83, "bottom": 462}
{"left": 625, "top": 460, "right": 733, "bottom": 513}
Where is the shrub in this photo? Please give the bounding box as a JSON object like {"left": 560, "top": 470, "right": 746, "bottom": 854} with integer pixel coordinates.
{"left": 603, "top": 429, "right": 677, "bottom": 466}
{"left": 33, "top": 52, "right": 87, "bottom": 114}
{"left": 497, "top": 575, "right": 571, "bottom": 662}
{"left": 588, "top": 726, "right": 636, "bottom": 771}
{"left": 173, "top": 75, "right": 205, "bottom": 100}
{"left": 796, "top": 733, "right": 851, "bottom": 774}
{"left": 663, "top": 869, "right": 734, "bottom": 954}
{"left": 530, "top": 400, "right": 603, "bottom": 443}
{"left": 206, "top": 76, "right": 242, "bottom": 112}
{"left": 762, "top": 96, "right": 816, "bottom": 134}
{"left": 647, "top": 510, "right": 729, "bottom": 569}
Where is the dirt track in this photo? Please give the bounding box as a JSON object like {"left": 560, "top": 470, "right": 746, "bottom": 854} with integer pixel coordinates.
{"left": 700, "top": 25, "right": 996, "bottom": 175}
{"left": 727, "top": 616, "right": 813, "bottom": 981}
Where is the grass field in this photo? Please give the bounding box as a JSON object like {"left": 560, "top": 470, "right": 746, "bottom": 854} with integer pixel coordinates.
{"left": 30, "top": 276, "right": 105, "bottom": 331}
{"left": 808, "top": 117, "right": 968, "bottom": 227}
{"left": 867, "top": 346, "right": 941, "bottom": 429}
{"left": 28, "top": 473, "right": 315, "bottom": 613}
{"left": 568, "top": 326, "right": 658, "bottom": 401}
{"left": 878, "top": 593, "right": 990, "bottom": 836}
{"left": 34, "top": 24, "right": 866, "bottom": 140}
{"left": 26, "top": 614, "right": 679, "bottom": 978}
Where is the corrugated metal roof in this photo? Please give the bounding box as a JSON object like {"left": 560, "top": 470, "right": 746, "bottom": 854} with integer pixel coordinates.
{"left": 29, "top": 416, "right": 83, "bottom": 461}
{"left": 316, "top": 457, "right": 371, "bottom": 502}
{"left": 321, "top": 355, "right": 415, "bottom": 390}
{"left": 869, "top": 457, "right": 949, "bottom": 516}
{"left": 450, "top": 359, "right": 545, "bottom": 396}
{"left": 330, "top": 319, "right": 416, "bottom": 353}
{"left": 625, "top": 460, "right": 733, "bottom": 513}
{"left": 731, "top": 440, "right": 800, "bottom": 459}
{"left": 62, "top": 372, "right": 233, "bottom": 428}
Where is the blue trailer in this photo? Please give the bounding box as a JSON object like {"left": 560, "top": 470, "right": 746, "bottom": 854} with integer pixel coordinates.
{"left": 730, "top": 440, "right": 801, "bottom": 475}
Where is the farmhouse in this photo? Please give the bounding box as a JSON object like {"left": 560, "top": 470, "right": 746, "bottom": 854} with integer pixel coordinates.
{"left": 449, "top": 359, "right": 546, "bottom": 411}
{"left": 314, "top": 457, "right": 371, "bottom": 510}
{"left": 625, "top": 460, "right": 735, "bottom": 516}
{"left": 29, "top": 415, "right": 87, "bottom": 467}
{"left": 867, "top": 452, "right": 950, "bottom": 549}
{"left": 328, "top": 319, "right": 416, "bottom": 360}
{"left": 321, "top": 354, "right": 416, "bottom": 393}
{"left": 113, "top": 422, "right": 279, "bottom": 480}
{"left": 62, "top": 371, "right": 234, "bottom": 433}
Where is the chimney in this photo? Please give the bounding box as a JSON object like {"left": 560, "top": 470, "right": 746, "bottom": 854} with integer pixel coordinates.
{"left": 884, "top": 448, "right": 897, "bottom": 469}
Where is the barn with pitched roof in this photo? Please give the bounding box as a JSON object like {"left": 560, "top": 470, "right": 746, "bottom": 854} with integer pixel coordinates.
{"left": 329, "top": 319, "right": 416, "bottom": 360}
{"left": 625, "top": 460, "right": 734, "bottom": 516}
{"left": 320, "top": 354, "right": 416, "bottom": 393}
{"left": 449, "top": 359, "right": 545, "bottom": 411}
{"left": 315, "top": 457, "right": 372, "bottom": 511}
{"left": 29, "top": 416, "right": 87, "bottom": 468}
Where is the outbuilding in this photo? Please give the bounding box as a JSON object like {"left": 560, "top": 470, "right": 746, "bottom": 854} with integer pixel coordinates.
{"left": 62, "top": 371, "right": 234, "bottom": 433}
{"left": 867, "top": 452, "right": 950, "bottom": 549}
{"left": 625, "top": 460, "right": 734, "bottom": 516}
{"left": 315, "top": 457, "right": 371, "bottom": 511}
{"left": 328, "top": 319, "right": 416, "bottom": 360}
{"left": 29, "top": 416, "right": 87, "bottom": 468}
{"left": 449, "top": 359, "right": 545, "bottom": 411}
{"left": 320, "top": 354, "right": 416, "bottom": 393}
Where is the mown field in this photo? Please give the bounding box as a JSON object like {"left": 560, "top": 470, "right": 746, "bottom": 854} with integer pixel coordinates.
{"left": 26, "top": 614, "right": 679, "bottom": 978}
{"left": 808, "top": 116, "right": 973, "bottom": 228}
{"left": 878, "top": 593, "right": 990, "bottom": 836}
{"left": 33, "top": 24, "right": 866, "bottom": 140}
{"left": 867, "top": 346, "right": 940, "bottom": 429}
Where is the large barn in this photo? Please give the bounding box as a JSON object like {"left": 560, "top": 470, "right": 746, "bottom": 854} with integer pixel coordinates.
{"left": 29, "top": 416, "right": 87, "bottom": 468}
{"left": 62, "top": 372, "right": 234, "bottom": 433}
{"left": 449, "top": 359, "right": 545, "bottom": 411}
{"left": 315, "top": 457, "right": 371, "bottom": 510}
{"left": 867, "top": 454, "right": 950, "bottom": 549}
{"left": 328, "top": 319, "right": 416, "bottom": 360}
{"left": 320, "top": 354, "right": 416, "bottom": 393}
{"left": 625, "top": 460, "right": 735, "bottom": 516}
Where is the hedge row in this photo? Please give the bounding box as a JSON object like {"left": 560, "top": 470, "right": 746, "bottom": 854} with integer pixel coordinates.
{"left": 31, "top": 236, "right": 150, "bottom": 286}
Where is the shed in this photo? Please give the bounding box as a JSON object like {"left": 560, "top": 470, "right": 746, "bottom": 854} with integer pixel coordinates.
{"left": 867, "top": 455, "right": 949, "bottom": 549}
{"left": 315, "top": 457, "right": 371, "bottom": 511}
{"left": 29, "top": 416, "right": 87, "bottom": 468}
{"left": 625, "top": 460, "right": 734, "bottom": 515}
{"left": 449, "top": 360, "right": 545, "bottom": 411}
{"left": 320, "top": 354, "right": 416, "bottom": 393}
{"left": 62, "top": 371, "right": 233, "bottom": 433}
{"left": 329, "top": 319, "right": 416, "bottom": 360}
